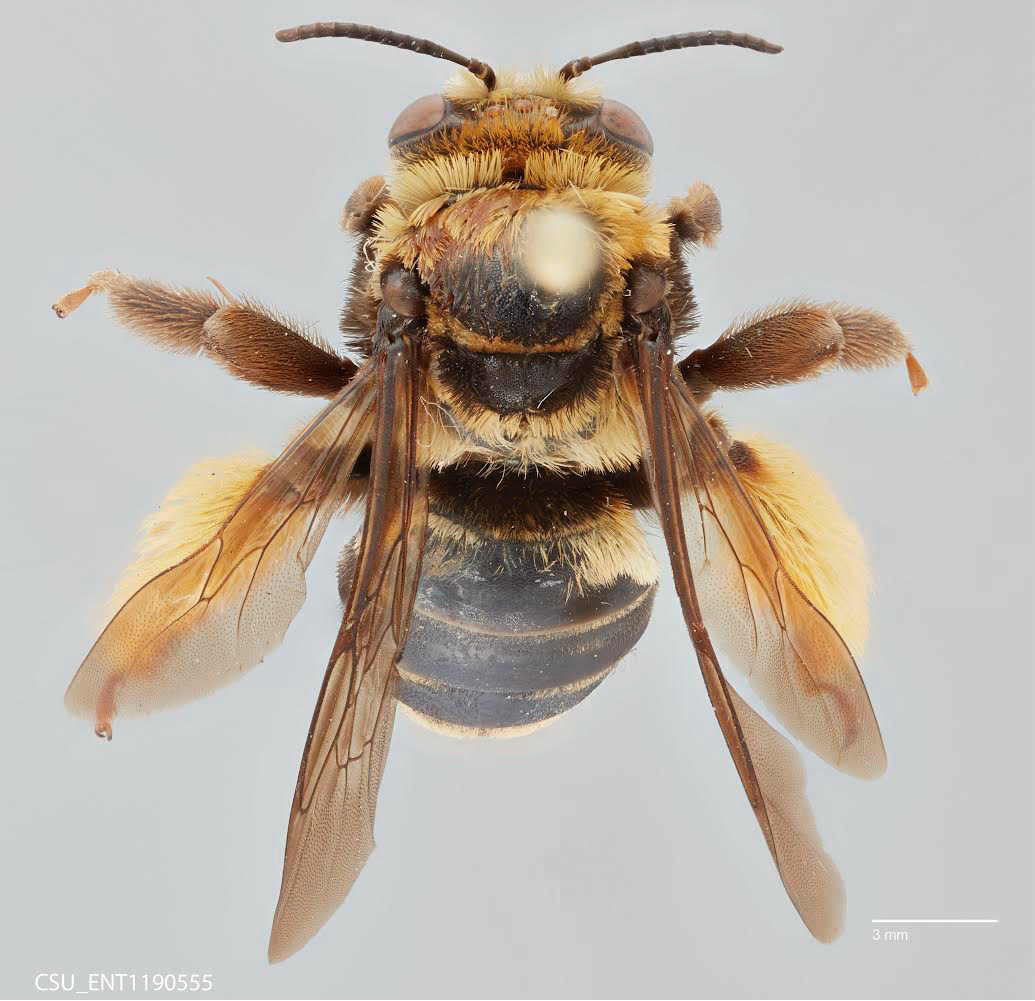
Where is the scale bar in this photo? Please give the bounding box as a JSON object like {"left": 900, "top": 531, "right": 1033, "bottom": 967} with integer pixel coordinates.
{"left": 871, "top": 919, "right": 998, "bottom": 924}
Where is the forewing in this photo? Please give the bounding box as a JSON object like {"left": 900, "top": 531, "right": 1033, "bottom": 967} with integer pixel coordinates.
{"left": 268, "top": 334, "right": 430, "bottom": 963}
{"left": 694, "top": 637, "right": 846, "bottom": 940}
{"left": 629, "top": 322, "right": 853, "bottom": 940}
{"left": 666, "top": 368, "right": 886, "bottom": 778}
{"left": 726, "top": 665, "right": 847, "bottom": 940}
{"left": 65, "top": 365, "right": 378, "bottom": 736}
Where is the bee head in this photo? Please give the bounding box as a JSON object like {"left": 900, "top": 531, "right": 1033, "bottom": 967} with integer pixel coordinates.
{"left": 386, "top": 83, "right": 653, "bottom": 157}
{"left": 371, "top": 77, "right": 673, "bottom": 417}
{"left": 277, "top": 22, "right": 779, "bottom": 418}
{"left": 380, "top": 81, "right": 658, "bottom": 321}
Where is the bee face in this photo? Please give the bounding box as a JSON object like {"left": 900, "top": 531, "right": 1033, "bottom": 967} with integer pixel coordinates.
{"left": 376, "top": 79, "right": 668, "bottom": 418}
{"left": 387, "top": 90, "right": 654, "bottom": 156}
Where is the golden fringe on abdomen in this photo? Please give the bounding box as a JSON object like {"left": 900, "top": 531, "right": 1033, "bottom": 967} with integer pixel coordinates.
{"left": 104, "top": 450, "right": 271, "bottom": 621}
{"left": 735, "top": 434, "right": 871, "bottom": 657}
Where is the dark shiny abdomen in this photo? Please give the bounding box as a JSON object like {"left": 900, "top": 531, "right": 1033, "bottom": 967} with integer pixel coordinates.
{"left": 396, "top": 538, "right": 656, "bottom": 734}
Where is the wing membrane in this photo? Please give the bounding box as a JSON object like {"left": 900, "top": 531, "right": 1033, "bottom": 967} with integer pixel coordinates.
{"left": 268, "top": 334, "right": 430, "bottom": 963}
{"left": 65, "top": 366, "right": 378, "bottom": 735}
{"left": 730, "top": 677, "right": 846, "bottom": 941}
{"left": 667, "top": 368, "right": 885, "bottom": 778}
{"left": 629, "top": 320, "right": 877, "bottom": 939}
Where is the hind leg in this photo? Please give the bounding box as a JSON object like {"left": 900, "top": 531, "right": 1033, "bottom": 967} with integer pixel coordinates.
{"left": 680, "top": 299, "right": 928, "bottom": 400}
{"left": 53, "top": 270, "right": 356, "bottom": 398}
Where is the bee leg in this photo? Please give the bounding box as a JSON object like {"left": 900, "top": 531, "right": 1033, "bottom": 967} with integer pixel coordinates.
{"left": 340, "top": 175, "right": 388, "bottom": 235}
{"left": 51, "top": 270, "right": 356, "bottom": 398}
{"left": 827, "top": 302, "right": 928, "bottom": 394}
{"left": 679, "top": 300, "right": 927, "bottom": 400}
{"left": 667, "top": 181, "right": 722, "bottom": 249}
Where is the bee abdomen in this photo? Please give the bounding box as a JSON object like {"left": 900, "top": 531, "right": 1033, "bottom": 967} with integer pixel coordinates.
{"left": 395, "top": 537, "right": 657, "bottom": 736}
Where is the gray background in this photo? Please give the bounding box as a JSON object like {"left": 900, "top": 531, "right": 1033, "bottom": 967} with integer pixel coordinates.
{"left": 3, "top": 1, "right": 1031, "bottom": 997}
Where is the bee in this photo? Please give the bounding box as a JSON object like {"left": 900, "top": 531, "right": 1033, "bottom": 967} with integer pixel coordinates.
{"left": 53, "top": 21, "right": 928, "bottom": 962}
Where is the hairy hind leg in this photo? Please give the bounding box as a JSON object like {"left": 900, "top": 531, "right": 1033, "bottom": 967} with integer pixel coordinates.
{"left": 680, "top": 299, "right": 928, "bottom": 400}
{"left": 53, "top": 270, "right": 356, "bottom": 398}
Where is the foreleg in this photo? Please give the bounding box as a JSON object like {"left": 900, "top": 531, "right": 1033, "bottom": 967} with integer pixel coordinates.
{"left": 667, "top": 181, "right": 722, "bottom": 249}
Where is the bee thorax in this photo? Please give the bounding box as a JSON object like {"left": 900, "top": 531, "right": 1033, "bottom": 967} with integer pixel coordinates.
{"left": 431, "top": 211, "right": 605, "bottom": 350}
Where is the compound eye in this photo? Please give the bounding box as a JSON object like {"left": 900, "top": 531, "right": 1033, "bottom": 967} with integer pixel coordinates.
{"left": 388, "top": 94, "right": 447, "bottom": 146}
{"left": 600, "top": 99, "right": 654, "bottom": 155}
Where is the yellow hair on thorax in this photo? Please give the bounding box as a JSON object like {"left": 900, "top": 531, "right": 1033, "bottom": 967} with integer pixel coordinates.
{"left": 523, "top": 148, "right": 651, "bottom": 198}
{"left": 375, "top": 184, "right": 669, "bottom": 283}
{"left": 389, "top": 149, "right": 504, "bottom": 218}
{"left": 735, "top": 435, "right": 872, "bottom": 657}
{"left": 104, "top": 450, "right": 271, "bottom": 620}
